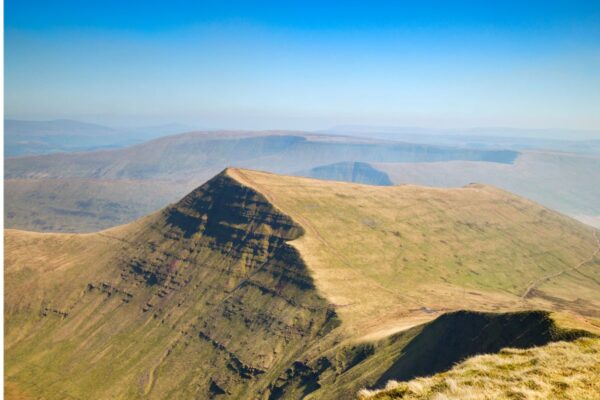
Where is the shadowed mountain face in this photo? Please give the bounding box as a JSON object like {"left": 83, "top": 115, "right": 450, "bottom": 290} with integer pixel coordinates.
{"left": 272, "top": 310, "right": 595, "bottom": 400}
{"left": 4, "top": 131, "right": 518, "bottom": 232}
{"left": 303, "top": 162, "right": 393, "bottom": 186}
{"left": 5, "top": 169, "right": 600, "bottom": 399}
{"left": 372, "top": 311, "right": 586, "bottom": 386}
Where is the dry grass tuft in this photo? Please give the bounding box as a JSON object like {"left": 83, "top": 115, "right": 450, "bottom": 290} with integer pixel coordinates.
{"left": 358, "top": 338, "right": 600, "bottom": 399}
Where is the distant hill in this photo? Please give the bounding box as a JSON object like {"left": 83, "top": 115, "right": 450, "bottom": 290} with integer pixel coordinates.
{"left": 4, "top": 131, "right": 517, "bottom": 232}
{"left": 6, "top": 129, "right": 600, "bottom": 234}
{"left": 5, "top": 119, "right": 120, "bottom": 156}
{"left": 324, "top": 125, "right": 600, "bottom": 155}
{"left": 302, "top": 161, "right": 393, "bottom": 186}
{"left": 4, "top": 119, "right": 195, "bottom": 157}
{"left": 5, "top": 169, "right": 600, "bottom": 399}
{"left": 5, "top": 131, "right": 516, "bottom": 179}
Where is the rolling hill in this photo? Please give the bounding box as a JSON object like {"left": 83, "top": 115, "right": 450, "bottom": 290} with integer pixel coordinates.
{"left": 4, "top": 131, "right": 517, "bottom": 232}
{"left": 4, "top": 119, "right": 193, "bottom": 157}
{"left": 5, "top": 119, "right": 120, "bottom": 157}
{"left": 5, "top": 169, "right": 600, "bottom": 399}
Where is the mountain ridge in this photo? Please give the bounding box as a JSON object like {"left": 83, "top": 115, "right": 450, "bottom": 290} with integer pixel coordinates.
{"left": 5, "top": 168, "right": 600, "bottom": 399}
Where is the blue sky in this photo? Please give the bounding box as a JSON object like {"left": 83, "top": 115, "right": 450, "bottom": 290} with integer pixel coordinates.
{"left": 5, "top": 1, "right": 600, "bottom": 132}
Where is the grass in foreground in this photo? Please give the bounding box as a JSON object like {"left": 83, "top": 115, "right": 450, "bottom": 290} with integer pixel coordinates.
{"left": 358, "top": 337, "right": 600, "bottom": 400}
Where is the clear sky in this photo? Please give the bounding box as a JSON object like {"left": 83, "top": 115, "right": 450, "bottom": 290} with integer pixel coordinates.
{"left": 5, "top": 1, "right": 600, "bottom": 132}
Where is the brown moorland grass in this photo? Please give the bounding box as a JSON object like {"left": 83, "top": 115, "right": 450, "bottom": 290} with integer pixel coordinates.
{"left": 4, "top": 168, "right": 600, "bottom": 399}
{"left": 358, "top": 337, "right": 600, "bottom": 400}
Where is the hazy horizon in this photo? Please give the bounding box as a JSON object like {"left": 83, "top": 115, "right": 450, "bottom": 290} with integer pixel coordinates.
{"left": 5, "top": 117, "right": 600, "bottom": 141}
{"left": 5, "top": 1, "right": 600, "bottom": 135}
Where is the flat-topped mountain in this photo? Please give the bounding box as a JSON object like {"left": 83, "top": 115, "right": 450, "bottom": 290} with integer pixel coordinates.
{"left": 5, "top": 169, "right": 600, "bottom": 399}
{"left": 5, "top": 131, "right": 516, "bottom": 180}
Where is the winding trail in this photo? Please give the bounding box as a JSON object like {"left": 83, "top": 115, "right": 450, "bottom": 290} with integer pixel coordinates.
{"left": 521, "top": 230, "right": 600, "bottom": 299}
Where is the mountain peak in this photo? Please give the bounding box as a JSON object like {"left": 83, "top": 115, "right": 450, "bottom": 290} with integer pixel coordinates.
{"left": 5, "top": 169, "right": 600, "bottom": 399}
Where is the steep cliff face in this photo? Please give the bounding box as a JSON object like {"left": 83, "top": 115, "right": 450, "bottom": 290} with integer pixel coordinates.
{"left": 4, "top": 171, "right": 339, "bottom": 399}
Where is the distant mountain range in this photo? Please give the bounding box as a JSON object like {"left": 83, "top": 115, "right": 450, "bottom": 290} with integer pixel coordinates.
{"left": 324, "top": 125, "right": 600, "bottom": 155}
{"left": 7, "top": 119, "right": 599, "bottom": 157}
{"left": 4, "top": 125, "right": 600, "bottom": 232}
{"left": 4, "top": 130, "right": 519, "bottom": 232}
{"left": 4, "top": 119, "right": 198, "bottom": 157}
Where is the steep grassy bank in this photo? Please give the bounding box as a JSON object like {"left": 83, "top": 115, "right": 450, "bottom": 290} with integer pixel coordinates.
{"left": 359, "top": 336, "right": 600, "bottom": 400}
{"left": 271, "top": 310, "right": 596, "bottom": 399}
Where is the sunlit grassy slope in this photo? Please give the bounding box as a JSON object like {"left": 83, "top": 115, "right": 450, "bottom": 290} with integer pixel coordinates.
{"left": 376, "top": 150, "right": 600, "bottom": 228}
{"left": 230, "top": 169, "right": 600, "bottom": 338}
{"left": 5, "top": 168, "right": 600, "bottom": 399}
